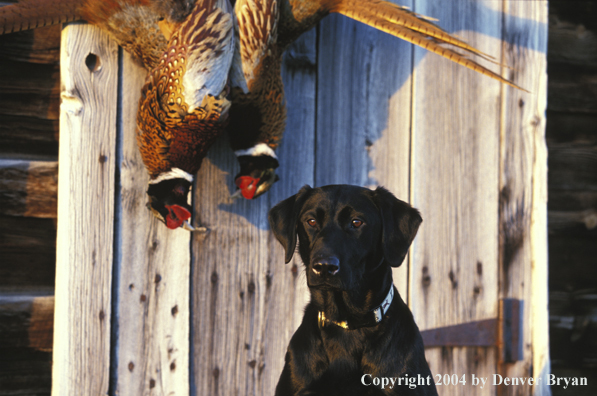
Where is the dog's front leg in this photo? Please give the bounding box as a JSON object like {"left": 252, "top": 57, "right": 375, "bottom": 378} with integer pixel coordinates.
{"left": 275, "top": 317, "right": 329, "bottom": 396}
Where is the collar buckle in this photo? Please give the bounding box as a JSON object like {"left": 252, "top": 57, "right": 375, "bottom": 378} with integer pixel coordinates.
{"left": 373, "top": 307, "right": 383, "bottom": 323}
{"left": 318, "top": 286, "right": 395, "bottom": 330}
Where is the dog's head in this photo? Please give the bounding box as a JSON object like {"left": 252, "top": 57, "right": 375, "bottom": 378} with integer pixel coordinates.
{"left": 268, "top": 185, "right": 422, "bottom": 291}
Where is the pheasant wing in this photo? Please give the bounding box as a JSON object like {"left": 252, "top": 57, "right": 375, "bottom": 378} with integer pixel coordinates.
{"left": 230, "top": 0, "right": 279, "bottom": 92}
{"left": 137, "top": 0, "right": 234, "bottom": 177}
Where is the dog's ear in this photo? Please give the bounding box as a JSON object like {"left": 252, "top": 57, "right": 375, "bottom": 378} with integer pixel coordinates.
{"left": 268, "top": 185, "right": 313, "bottom": 263}
{"left": 372, "top": 187, "right": 422, "bottom": 267}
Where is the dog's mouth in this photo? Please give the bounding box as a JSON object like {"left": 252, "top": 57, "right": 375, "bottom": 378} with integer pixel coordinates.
{"left": 307, "top": 269, "right": 344, "bottom": 290}
{"left": 307, "top": 281, "right": 343, "bottom": 290}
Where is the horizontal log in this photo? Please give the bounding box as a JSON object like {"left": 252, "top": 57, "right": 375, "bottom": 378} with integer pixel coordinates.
{"left": 0, "top": 160, "right": 58, "bottom": 218}
{"left": 548, "top": 18, "right": 597, "bottom": 67}
{"left": 548, "top": 144, "right": 597, "bottom": 191}
{"left": 550, "top": 0, "right": 597, "bottom": 37}
{"left": 0, "top": 25, "right": 61, "bottom": 64}
{"left": 547, "top": 66, "right": 597, "bottom": 114}
{"left": 0, "top": 60, "right": 60, "bottom": 120}
{"left": 0, "top": 294, "right": 54, "bottom": 351}
{"left": 0, "top": 215, "right": 56, "bottom": 288}
{"left": 549, "top": 209, "right": 597, "bottom": 231}
{"left": 0, "top": 6, "right": 60, "bottom": 160}
{"left": 549, "top": 290, "right": 597, "bottom": 318}
{"left": 549, "top": 229, "right": 597, "bottom": 291}
{"left": 548, "top": 191, "right": 597, "bottom": 213}
{"left": 0, "top": 347, "right": 51, "bottom": 396}
{"left": 546, "top": 112, "right": 597, "bottom": 143}
{"left": 549, "top": 289, "right": 597, "bottom": 369}
{"left": 0, "top": 115, "right": 59, "bottom": 158}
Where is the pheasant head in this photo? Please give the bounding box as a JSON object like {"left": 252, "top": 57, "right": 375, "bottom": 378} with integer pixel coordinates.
{"left": 233, "top": 144, "right": 280, "bottom": 200}
{"left": 146, "top": 171, "right": 193, "bottom": 229}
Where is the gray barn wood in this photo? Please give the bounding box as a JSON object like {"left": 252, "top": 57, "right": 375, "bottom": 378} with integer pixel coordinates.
{"left": 52, "top": 1, "right": 549, "bottom": 395}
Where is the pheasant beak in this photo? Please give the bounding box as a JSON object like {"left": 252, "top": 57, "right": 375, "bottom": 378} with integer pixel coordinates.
{"left": 230, "top": 188, "right": 244, "bottom": 200}
{"left": 254, "top": 171, "right": 278, "bottom": 198}
{"left": 233, "top": 169, "right": 279, "bottom": 200}
{"left": 164, "top": 204, "right": 192, "bottom": 229}
{"left": 235, "top": 176, "right": 260, "bottom": 200}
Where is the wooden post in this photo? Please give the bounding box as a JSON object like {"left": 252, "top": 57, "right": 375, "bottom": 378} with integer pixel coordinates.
{"left": 54, "top": 24, "right": 191, "bottom": 396}
{"left": 53, "top": 23, "right": 118, "bottom": 395}
{"left": 112, "top": 51, "right": 191, "bottom": 395}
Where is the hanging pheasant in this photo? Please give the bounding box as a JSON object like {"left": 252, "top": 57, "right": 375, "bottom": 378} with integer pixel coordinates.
{"left": 136, "top": 0, "right": 234, "bottom": 230}
{"left": 1, "top": 0, "right": 234, "bottom": 230}
{"left": 0, "top": 0, "right": 524, "bottom": 213}
{"left": 226, "top": 0, "right": 525, "bottom": 200}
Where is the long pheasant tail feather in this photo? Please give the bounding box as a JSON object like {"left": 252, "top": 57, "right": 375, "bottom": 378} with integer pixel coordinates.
{"left": 373, "top": 19, "right": 528, "bottom": 92}
{"left": 334, "top": 0, "right": 494, "bottom": 59}
{"left": 333, "top": 0, "right": 527, "bottom": 92}
{"left": 0, "top": 0, "right": 82, "bottom": 34}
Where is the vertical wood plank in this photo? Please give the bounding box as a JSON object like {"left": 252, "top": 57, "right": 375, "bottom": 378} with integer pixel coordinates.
{"left": 53, "top": 23, "right": 118, "bottom": 395}
{"left": 498, "top": 1, "right": 549, "bottom": 395}
{"left": 316, "top": 0, "right": 414, "bottom": 297}
{"left": 410, "top": 1, "right": 503, "bottom": 394}
{"left": 191, "top": 31, "right": 316, "bottom": 396}
{"left": 114, "top": 51, "right": 191, "bottom": 395}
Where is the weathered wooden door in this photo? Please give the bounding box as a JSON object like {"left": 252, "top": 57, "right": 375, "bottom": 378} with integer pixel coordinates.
{"left": 190, "top": 1, "right": 549, "bottom": 395}
{"left": 53, "top": 1, "right": 549, "bottom": 395}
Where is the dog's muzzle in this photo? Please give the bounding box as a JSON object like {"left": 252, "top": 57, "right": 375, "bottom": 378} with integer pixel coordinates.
{"left": 312, "top": 256, "right": 340, "bottom": 276}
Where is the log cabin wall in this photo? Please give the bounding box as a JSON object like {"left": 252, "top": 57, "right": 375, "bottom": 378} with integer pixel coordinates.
{"left": 0, "top": 1, "right": 581, "bottom": 395}
{"left": 0, "top": 0, "right": 59, "bottom": 393}
{"left": 547, "top": 2, "right": 597, "bottom": 395}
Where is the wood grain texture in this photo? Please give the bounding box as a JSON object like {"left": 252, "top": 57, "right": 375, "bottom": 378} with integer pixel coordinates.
{"left": 548, "top": 230, "right": 597, "bottom": 291}
{"left": 409, "top": 1, "right": 502, "bottom": 394}
{"left": 113, "top": 50, "right": 191, "bottom": 396}
{"left": 0, "top": 18, "right": 60, "bottom": 159}
{"left": 0, "top": 60, "right": 60, "bottom": 120}
{"left": 0, "top": 215, "right": 56, "bottom": 288}
{"left": 36, "top": 2, "right": 548, "bottom": 396}
{"left": 547, "top": 66, "right": 597, "bottom": 114}
{"left": 0, "top": 294, "right": 54, "bottom": 351}
{"left": 499, "top": 2, "right": 549, "bottom": 395}
{"left": 52, "top": 23, "right": 118, "bottom": 396}
{"left": 316, "top": 0, "right": 414, "bottom": 297}
{"left": 548, "top": 144, "right": 597, "bottom": 191}
{"left": 549, "top": 289, "right": 597, "bottom": 368}
{"left": 0, "top": 115, "right": 58, "bottom": 159}
{"left": 548, "top": 18, "right": 597, "bottom": 67}
{"left": 0, "top": 160, "right": 57, "bottom": 218}
{"left": 191, "top": 30, "right": 316, "bottom": 396}
{"left": 0, "top": 24, "right": 61, "bottom": 64}
{"left": 546, "top": 3, "right": 597, "bottom": 377}
{"left": 0, "top": 348, "right": 52, "bottom": 396}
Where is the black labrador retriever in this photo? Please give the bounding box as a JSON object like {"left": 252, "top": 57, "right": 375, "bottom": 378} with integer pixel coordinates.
{"left": 268, "top": 184, "right": 438, "bottom": 395}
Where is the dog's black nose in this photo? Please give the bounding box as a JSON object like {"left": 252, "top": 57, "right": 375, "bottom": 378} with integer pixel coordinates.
{"left": 312, "top": 256, "right": 340, "bottom": 276}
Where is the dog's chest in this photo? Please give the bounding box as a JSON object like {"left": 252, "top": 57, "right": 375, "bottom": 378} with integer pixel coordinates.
{"left": 319, "top": 328, "right": 372, "bottom": 369}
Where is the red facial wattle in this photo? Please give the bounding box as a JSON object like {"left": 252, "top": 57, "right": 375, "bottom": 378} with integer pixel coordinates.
{"left": 235, "top": 176, "right": 260, "bottom": 200}
{"left": 165, "top": 204, "right": 191, "bottom": 229}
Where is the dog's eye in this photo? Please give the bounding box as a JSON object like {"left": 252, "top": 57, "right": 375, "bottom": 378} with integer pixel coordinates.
{"left": 307, "top": 219, "right": 317, "bottom": 227}
{"left": 351, "top": 219, "right": 363, "bottom": 228}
